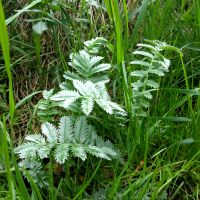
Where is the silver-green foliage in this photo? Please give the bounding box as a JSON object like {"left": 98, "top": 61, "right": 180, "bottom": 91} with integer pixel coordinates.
{"left": 50, "top": 37, "right": 126, "bottom": 116}
{"left": 15, "top": 38, "right": 120, "bottom": 186}
{"left": 16, "top": 116, "right": 117, "bottom": 164}
{"left": 64, "top": 37, "right": 109, "bottom": 83}
{"left": 84, "top": 37, "right": 107, "bottom": 54}
{"left": 18, "top": 158, "right": 48, "bottom": 188}
{"left": 16, "top": 38, "right": 121, "bottom": 181}
{"left": 51, "top": 80, "right": 125, "bottom": 115}
{"left": 130, "top": 40, "right": 179, "bottom": 116}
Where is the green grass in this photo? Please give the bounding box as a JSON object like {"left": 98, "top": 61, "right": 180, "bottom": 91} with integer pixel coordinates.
{"left": 0, "top": 0, "right": 200, "bottom": 199}
{"left": 0, "top": 0, "right": 14, "bottom": 124}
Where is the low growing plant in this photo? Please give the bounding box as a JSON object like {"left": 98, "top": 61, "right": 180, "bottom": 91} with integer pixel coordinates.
{"left": 16, "top": 116, "right": 117, "bottom": 163}
{"left": 15, "top": 37, "right": 181, "bottom": 193}
{"left": 15, "top": 37, "right": 125, "bottom": 186}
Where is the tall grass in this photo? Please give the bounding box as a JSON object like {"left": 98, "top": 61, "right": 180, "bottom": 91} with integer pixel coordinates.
{"left": 108, "top": 0, "right": 133, "bottom": 156}
{"left": 0, "top": 2, "right": 40, "bottom": 199}
{"left": 0, "top": 0, "right": 14, "bottom": 124}
{"left": 0, "top": 2, "right": 15, "bottom": 197}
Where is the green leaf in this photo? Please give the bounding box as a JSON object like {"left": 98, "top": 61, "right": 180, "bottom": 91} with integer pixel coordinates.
{"left": 41, "top": 122, "right": 58, "bottom": 143}
{"left": 132, "top": 81, "right": 144, "bottom": 90}
{"left": 25, "top": 134, "right": 45, "bottom": 144}
{"left": 37, "top": 144, "right": 51, "bottom": 159}
{"left": 51, "top": 90, "right": 80, "bottom": 101}
{"left": 81, "top": 97, "right": 94, "bottom": 115}
{"left": 130, "top": 60, "right": 151, "bottom": 67}
{"left": 87, "top": 145, "right": 110, "bottom": 160}
{"left": 73, "top": 80, "right": 95, "bottom": 96}
{"left": 84, "top": 37, "right": 107, "bottom": 54}
{"left": 90, "top": 63, "right": 111, "bottom": 75}
{"left": 131, "top": 70, "right": 148, "bottom": 78}
{"left": 32, "top": 21, "right": 48, "bottom": 35}
{"left": 90, "top": 75, "right": 110, "bottom": 83}
{"left": 96, "top": 99, "right": 113, "bottom": 114}
{"left": 145, "top": 80, "right": 159, "bottom": 88}
{"left": 43, "top": 89, "right": 54, "bottom": 100}
{"left": 55, "top": 143, "right": 70, "bottom": 164}
{"left": 137, "top": 43, "right": 157, "bottom": 52}
{"left": 89, "top": 56, "right": 104, "bottom": 68}
{"left": 74, "top": 117, "right": 88, "bottom": 143}
{"left": 59, "top": 116, "right": 73, "bottom": 142}
{"left": 71, "top": 144, "right": 87, "bottom": 161}
{"left": 143, "top": 91, "right": 153, "bottom": 99}
{"left": 133, "top": 50, "right": 154, "bottom": 59}
{"left": 63, "top": 71, "right": 81, "bottom": 81}
{"left": 148, "top": 69, "right": 165, "bottom": 76}
{"left": 15, "top": 143, "right": 39, "bottom": 159}
{"left": 51, "top": 90, "right": 80, "bottom": 108}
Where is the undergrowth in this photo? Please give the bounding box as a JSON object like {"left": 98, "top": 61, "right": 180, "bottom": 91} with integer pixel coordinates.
{"left": 0, "top": 0, "right": 200, "bottom": 199}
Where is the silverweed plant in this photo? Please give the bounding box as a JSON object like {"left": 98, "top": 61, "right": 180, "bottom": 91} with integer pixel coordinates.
{"left": 16, "top": 116, "right": 117, "bottom": 186}
{"left": 17, "top": 116, "right": 117, "bottom": 163}
{"left": 15, "top": 37, "right": 125, "bottom": 185}
{"left": 36, "top": 37, "right": 126, "bottom": 119}
{"left": 130, "top": 40, "right": 181, "bottom": 116}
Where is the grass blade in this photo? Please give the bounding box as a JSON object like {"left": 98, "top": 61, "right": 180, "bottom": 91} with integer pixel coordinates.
{"left": 72, "top": 160, "right": 101, "bottom": 200}
{"left": 6, "top": 0, "right": 42, "bottom": 25}
{"left": 0, "top": 0, "right": 15, "bottom": 123}
{"left": 129, "top": 0, "right": 149, "bottom": 47}
{"left": 2, "top": 116, "right": 15, "bottom": 200}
